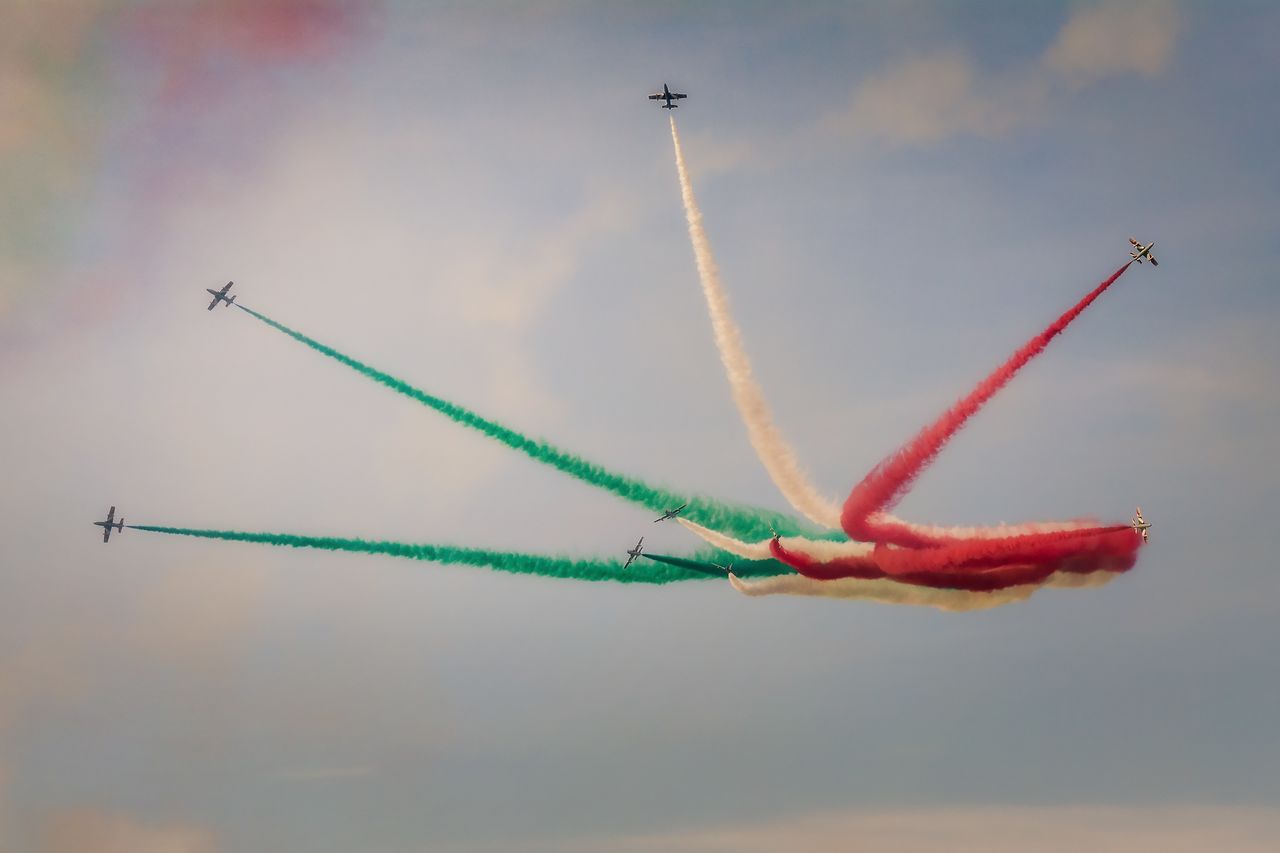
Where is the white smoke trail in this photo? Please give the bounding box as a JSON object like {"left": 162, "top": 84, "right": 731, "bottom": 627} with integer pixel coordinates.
{"left": 670, "top": 117, "right": 844, "bottom": 529}
{"left": 677, "top": 517, "right": 774, "bottom": 559}
{"left": 728, "top": 567, "right": 1122, "bottom": 610}
{"left": 727, "top": 572, "right": 1035, "bottom": 610}
{"left": 678, "top": 517, "right": 876, "bottom": 562}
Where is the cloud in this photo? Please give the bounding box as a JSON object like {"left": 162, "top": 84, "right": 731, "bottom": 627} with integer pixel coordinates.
{"left": 35, "top": 809, "right": 218, "bottom": 853}
{"left": 820, "top": 52, "right": 1044, "bottom": 146}
{"left": 1045, "top": 1, "right": 1181, "bottom": 86}
{"left": 529, "top": 805, "right": 1280, "bottom": 853}
{"left": 820, "top": 1, "right": 1180, "bottom": 147}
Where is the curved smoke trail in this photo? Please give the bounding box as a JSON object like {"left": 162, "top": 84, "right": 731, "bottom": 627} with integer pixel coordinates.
{"left": 670, "top": 117, "right": 842, "bottom": 529}
{"left": 236, "top": 304, "right": 805, "bottom": 541}
{"left": 842, "top": 261, "right": 1135, "bottom": 547}
{"left": 128, "top": 524, "right": 792, "bottom": 584}
{"left": 669, "top": 118, "right": 1092, "bottom": 545}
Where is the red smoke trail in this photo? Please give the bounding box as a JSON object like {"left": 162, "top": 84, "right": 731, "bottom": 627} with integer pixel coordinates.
{"left": 841, "top": 261, "right": 1134, "bottom": 546}
{"left": 772, "top": 530, "right": 1139, "bottom": 589}
{"left": 874, "top": 526, "right": 1136, "bottom": 576}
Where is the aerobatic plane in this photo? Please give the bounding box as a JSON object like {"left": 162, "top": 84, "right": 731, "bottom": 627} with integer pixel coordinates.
{"left": 93, "top": 506, "right": 125, "bottom": 543}
{"left": 713, "top": 561, "right": 735, "bottom": 574}
{"left": 1130, "top": 507, "right": 1151, "bottom": 543}
{"left": 654, "top": 503, "right": 687, "bottom": 522}
{"left": 1128, "top": 238, "right": 1159, "bottom": 266}
{"left": 206, "top": 281, "right": 236, "bottom": 310}
{"left": 648, "top": 83, "right": 687, "bottom": 109}
{"left": 623, "top": 537, "right": 645, "bottom": 570}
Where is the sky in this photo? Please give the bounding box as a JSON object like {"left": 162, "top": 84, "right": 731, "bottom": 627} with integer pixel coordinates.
{"left": 2, "top": 1, "right": 1279, "bottom": 850}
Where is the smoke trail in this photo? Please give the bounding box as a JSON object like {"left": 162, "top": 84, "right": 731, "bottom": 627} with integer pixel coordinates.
{"left": 872, "top": 526, "right": 1135, "bottom": 576}
{"left": 727, "top": 572, "right": 1040, "bottom": 611}
{"left": 727, "top": 564, "right": 1125, "bottom": 610}
{"left": 670, "top": 117, "right": 842, "bottom": 529}
{"left": 772, "top": 526, "right": 1136, "bottom": 583}
{"left": 642, "top": 552, "right": 736, "bottom": 577}
{"left": 669, "top": 119, "right": 1086, "bottom": 546}
{"left": 128, "top": 524, "right": 791, "bottom": 584}
{"left": 676, "top": 517, "right": 775, "bottom": 559}
{"left": 841, "top": 261, "right": 1135, "bottom": 546}
{"left": 235, "top": 304, "right": 802, "bottom": 541}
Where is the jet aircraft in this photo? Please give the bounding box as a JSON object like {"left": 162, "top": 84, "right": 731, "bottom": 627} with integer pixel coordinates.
{"left": 206, "top": 281, "right": 237, "bottom": 310}
{"left": 93, "top": 506, "right": 125, "bottom": 543}
{"left": 654, "top": 504, "right": 687, "bottom": 522}
{"left": 648, "top": 83, "right": 687, "bottom": 109}
{"left": 1128, "top": 238, "right": 1159, "bottom": 266}
{"left": 623, "top": 537, "right": 645, "bottom": 570}
{"left": 1130, "top": 507, "right": 1151, "bottom": 543}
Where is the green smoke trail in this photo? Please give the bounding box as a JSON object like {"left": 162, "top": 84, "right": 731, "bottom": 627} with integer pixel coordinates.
{"left": 235, "top": 304, "right": 812, "bottom": 540}
{"left": 642, "top": 552, "right": 736, "bottom": 576}
{"left": 129, "top": 525, "right": 791, "bottom": 583}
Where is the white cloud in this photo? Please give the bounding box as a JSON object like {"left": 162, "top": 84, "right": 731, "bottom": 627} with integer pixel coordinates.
{"left": 1046, "top": 1, "right": 1181, "bottom": 86}
{"left": 821, "top": 52, "right": 1045, "bottom": 146}
{"left": 820, "top": 1, "right": 1180, "bottom": 147}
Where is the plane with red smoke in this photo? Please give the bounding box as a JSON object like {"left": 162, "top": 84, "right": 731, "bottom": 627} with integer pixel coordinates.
{"left": 1128, "top": 238, "right": 1159, "bottom": 266}
{"left": 1130, "top": 507, "right": 1151, "bottom": 543}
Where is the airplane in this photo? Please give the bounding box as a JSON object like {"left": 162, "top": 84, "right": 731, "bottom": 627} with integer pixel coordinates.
{"left": 1128, "top": 237, "right": 1159, "bottom": 266}
{"left": 93, "top": 505, "right": 125, "bottom": 543}
{"left": 623, "top": 537, "right": 645, "bottom": 570}
{"left": 654, "top": 503, "right": 687, "bottom": 523}
{"left": 648, "top": 83, "right": 688, "bottom": 109}
{"left": 1130, "top": 506, "right": 1151, "bottom": 543}
{"left": 713, "top": 561, "right": 735, "bottom": 574}
{"left": 206, "top": 281, "right": 236, "bottom": 310}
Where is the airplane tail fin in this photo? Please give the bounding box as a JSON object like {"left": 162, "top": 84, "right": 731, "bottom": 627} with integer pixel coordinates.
{"left": 227, "top": 294, "right": 237, "bottom": 306}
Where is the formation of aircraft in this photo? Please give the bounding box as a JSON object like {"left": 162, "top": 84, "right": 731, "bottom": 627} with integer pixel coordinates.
{"left": 654, "top": 504, "right": 687, "bottom": 522}
{"left": 648, "top": 83, "right": 687, "bottom": 109}
{"left": 206, "top": 281, "right": 236, "bottom": 310}
{"left": 623, "top": 536, "right": 645, "bottom": 570}
{"left": 1129, "top": 237, "right": 1159, "bottom": 266}
{"left": 1130, "top": 507, "right": 1152, "bottom": 543}
{"left": 93, "top": 506, "right": 124, "bottom": 543}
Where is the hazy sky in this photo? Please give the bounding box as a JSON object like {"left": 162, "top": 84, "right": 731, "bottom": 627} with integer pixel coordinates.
{"left": 2, "top": 1, "right": 1278, "bottom": 851}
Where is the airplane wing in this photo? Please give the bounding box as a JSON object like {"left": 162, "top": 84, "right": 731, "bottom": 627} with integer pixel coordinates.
{"left": 207, "top": 296, "right": 219, "bottom": 310}
{"left": 1148, "top": 255, "right": 1158, "bottom": 266}
{"left": 648, "top": 93, "right": 663, "bottom": 99}
{"left": 1129, "top": 237, "right": 1140, "bottom": 246}
{"left": 673, "top": 93, "right": 687, "bottom": 99}
{"left": 102, "top": 525, "right": 111, "bottom": 543}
